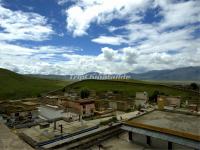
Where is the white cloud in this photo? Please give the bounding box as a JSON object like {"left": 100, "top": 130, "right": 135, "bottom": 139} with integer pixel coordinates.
{"left": 0, "top": 41, "right": 84, "bottom": 74}
{"left": 0, "top": 0, "right": 200, "bottom": 75}
{"left": 156, "top": 0, "right": 200, "bottom": 29}
{"left": 65, "top": 0, "right": 200, "bottom": 37}
{"left": 91, "top": 35, "right": 127, "bottom": 45}
{"left": 1, "top": 24, "right": 199, "bottom": 75}
{"left": 121, "top": 47, "right": 139, "bottom": 65}
{"left": 0, "top": 4, "right": 54, "bottom": 41}
{"left": 0, "top": 38, "right": 199, "bottom": 75}
{"left": 57, "top": 0, "right": 77, "bottom": 5}
{"left": 0, "top": 41, "right": 79, "bottom": 57}
{"left": 101, "top": 47, "right": 117, "bottom": 60}
{"left": 66, "top": 0, "right": 150, "bottom": 36}
{"left": 132, "top": 25, "right": 198, "bottom": 54}
{"left": 57, "top": 0, "right": 69, "bottom": 5}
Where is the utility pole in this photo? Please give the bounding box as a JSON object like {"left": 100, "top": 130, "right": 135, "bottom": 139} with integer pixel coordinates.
{"left": 54, "top": 121, "right": 56, "bottom": 130}
{"left": 59, "top": 124, "right": 63, "bottom": 134}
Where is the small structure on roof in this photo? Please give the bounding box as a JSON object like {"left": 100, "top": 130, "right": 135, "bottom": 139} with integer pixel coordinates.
{"left": 135, "top": 92, "right": 149, "bottom": 107}
{"left": 158, "top": 95, "right": 181, "bottom": 108}
{"left": 39, "top": 122, "right": 50, "bottom": 129}
{"left": 188, "top": 104, "right": 198, "bottom": 111}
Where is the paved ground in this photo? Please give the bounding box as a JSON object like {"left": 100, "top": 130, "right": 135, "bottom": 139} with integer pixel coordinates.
{"left": 90, "top": 132, "right": 151, "bottom": 150}
{"left": 127, "top": 110, "right": 200, "bottom": 135}
{"left": 0, "top": 123, "right": 34, "bottom": 150}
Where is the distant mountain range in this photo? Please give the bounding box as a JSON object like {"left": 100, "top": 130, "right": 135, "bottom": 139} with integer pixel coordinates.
{"left": 126, "top": 66, "right": 200, "bottom": 81}
{"left": 27, "top": 66, "right": 200, "bottom": 81}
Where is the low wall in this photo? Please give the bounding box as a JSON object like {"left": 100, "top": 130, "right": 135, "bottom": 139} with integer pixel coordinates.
{"left": 125, "top": 121, "right": 200, "bottom": 142}
{"left": 130, "top": 132, "right": 194, "bottom": 150}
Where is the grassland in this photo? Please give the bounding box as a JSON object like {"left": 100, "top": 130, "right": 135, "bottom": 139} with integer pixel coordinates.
{"left": 0, "top": 68, "right": 70, "bottom": 100}
{"left": 1, "top": 68, "right": 199, "bottom": 104}
{"left": 66, "top": 79, "right": 200, "bottom": 104}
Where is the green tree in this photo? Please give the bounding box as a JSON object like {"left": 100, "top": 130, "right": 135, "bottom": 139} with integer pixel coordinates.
{"left": 62, "top": 88, "right": 66, "bottom": 92}
{"left": 80, "top": 88, "right": 90, "bottom": 99}
{"left": 149, "top": 90, "right": 160, "bottom": 103}
{"left": 190, "top": 83, "right": 199, "bottom": 90}
{"left": 37, "top": 93, "right": 42, "bottom": 97}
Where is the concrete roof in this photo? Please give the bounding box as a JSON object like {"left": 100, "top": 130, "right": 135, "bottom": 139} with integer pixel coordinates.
{"left": 20, "top": 120, "right": 96, "bottom": 143}
{"left": 125, "top": 110, "right": 200, "bottom": 141}
{"left": 0, "top": 123, "right": 34, "bottom": 150}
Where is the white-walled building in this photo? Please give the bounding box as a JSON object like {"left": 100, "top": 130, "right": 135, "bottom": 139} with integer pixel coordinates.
{"left": 38, "top": 105, "right": 78, "bottom": 120}
{"left": 135, "top": 92, "right": 149, "bottom": 107}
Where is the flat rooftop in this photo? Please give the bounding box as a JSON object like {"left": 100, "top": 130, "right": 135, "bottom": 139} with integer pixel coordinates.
{"left": 125, "top": 110, "right": 200, "bottom": 141}
{"left": 19, "top": 120, "right": 97, "bottom": 143}
{"left": 0, "top": 123, "right": 34, "bottom": 150}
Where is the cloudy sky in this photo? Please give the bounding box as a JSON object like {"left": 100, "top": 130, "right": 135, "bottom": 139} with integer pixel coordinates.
{"left": 0, "top": 0, "right": 199, "bottom": 75}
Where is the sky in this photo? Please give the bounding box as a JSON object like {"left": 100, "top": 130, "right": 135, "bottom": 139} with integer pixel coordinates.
{"left": 0, "top": 0, "right": 199, "bottom": 75}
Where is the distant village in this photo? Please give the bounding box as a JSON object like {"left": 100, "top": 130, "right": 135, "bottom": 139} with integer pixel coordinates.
{"left": 0, "top": 88, "right": 199, "bottom": 150}
{"left": 0, "top": 89, "right": 199, "bottom": 126}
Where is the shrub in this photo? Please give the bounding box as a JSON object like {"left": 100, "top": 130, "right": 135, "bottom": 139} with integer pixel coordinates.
{"left": 190, "top": 83, "right": 199, "bottom": 90}
{"left": 80, "top": 88, "right": 90, "bottom": 99}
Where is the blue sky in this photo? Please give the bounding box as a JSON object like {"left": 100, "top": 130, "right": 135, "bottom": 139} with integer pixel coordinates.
{"left": 0, "top": 0, "right": 199, "bottom": 75}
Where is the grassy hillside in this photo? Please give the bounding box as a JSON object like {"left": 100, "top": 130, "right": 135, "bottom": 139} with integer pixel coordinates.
{"left": 0, "top": 68, "right": 70, "bottom": 100}
{"left": 1, "top": 68, "right": 199, "bottom": 104}
{"left": 65, "top": 79, "right": 200, "bottom": 104}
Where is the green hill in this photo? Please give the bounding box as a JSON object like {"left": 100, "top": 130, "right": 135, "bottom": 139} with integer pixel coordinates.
{"left": 65, "top": 79, "right": 200, "bottom": 104}
{"left": 1, "top": 68, "right": 199, "bottom": 104}
{"left": 0, "top": 68, "right": 70, "bottom": 100}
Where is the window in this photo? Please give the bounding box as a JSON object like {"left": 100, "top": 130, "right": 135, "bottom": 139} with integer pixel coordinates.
{"left": 90, "top": 109, "right": 94, "bottom": 113}
{"left": 83, "top": 110, "right": 86, "bottom": 114}
{"left": 15, "top": 112, "right": 19, "bottom": 116}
